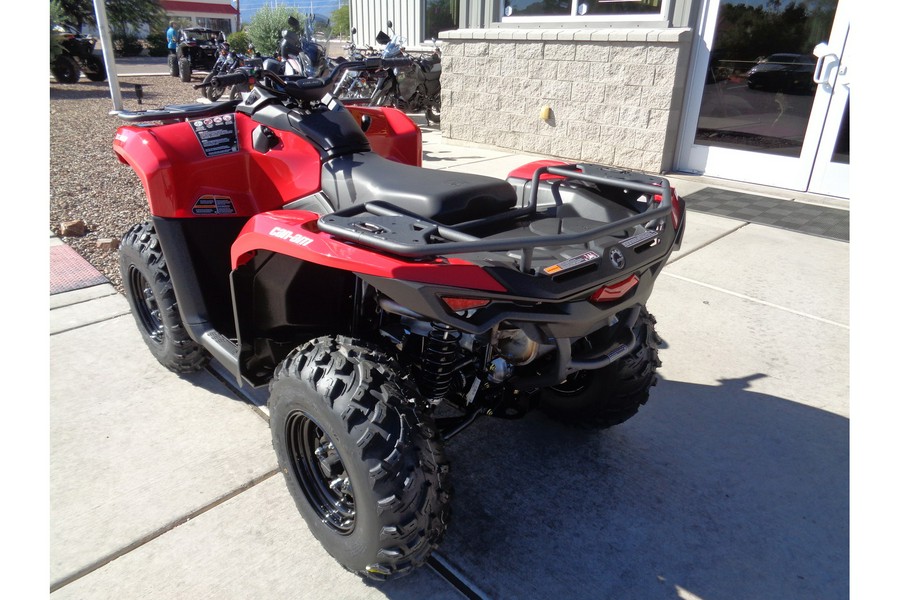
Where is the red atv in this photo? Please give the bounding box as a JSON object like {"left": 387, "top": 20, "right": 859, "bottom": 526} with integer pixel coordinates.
{"left": 114, "top": 57, "right": 685, "bottom": 580}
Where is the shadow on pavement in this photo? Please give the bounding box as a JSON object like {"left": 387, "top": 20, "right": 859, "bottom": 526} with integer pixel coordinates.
{"left": 436, "top": 375, "right": 848, "bottom": 600}
{"left": 423, "top": 148, "right": 494, "bottom": 164}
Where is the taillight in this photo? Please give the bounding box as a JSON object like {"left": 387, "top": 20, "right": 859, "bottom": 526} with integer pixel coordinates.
{"left": 652, "top": 189, "right": 682, "bottom": 230}
{"left": 589, "top": 275, "right": 639, "bottom": 303}
{"left": 441, "top": 296, "right": 491, "bottom": 312}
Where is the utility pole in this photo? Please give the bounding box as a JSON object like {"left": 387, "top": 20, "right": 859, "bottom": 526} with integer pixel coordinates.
{"left": 236, "top": 0, "right": 241, "bottom": 30}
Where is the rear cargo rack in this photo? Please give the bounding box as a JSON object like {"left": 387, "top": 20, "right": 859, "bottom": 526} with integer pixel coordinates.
{"left": 317, "top": 163, "right": 673, "bottom": 273}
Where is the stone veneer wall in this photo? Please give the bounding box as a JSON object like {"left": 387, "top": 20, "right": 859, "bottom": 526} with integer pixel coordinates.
{"left": 438, "top": 28, "right": 693, "bottom": 174}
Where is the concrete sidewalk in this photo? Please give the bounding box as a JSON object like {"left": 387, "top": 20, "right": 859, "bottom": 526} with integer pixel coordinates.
{"left": 49, "top": 128, "right": 849, "bottom": 599}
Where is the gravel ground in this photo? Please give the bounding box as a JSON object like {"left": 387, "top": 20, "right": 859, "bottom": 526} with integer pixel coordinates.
{"left": 49, "top": 74, "right": 206, "bottom": 294}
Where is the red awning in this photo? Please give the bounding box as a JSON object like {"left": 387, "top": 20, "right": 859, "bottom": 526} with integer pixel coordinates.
{"left": 160, "top": 1, "right": 238, "bottom": 15}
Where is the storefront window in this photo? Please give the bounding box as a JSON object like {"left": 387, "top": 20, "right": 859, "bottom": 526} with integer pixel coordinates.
{"left": 502, "top": 0, "right": 662, "bottom": 18}
{"left": 425, "top": 0, "right": 460, "bottom": 41}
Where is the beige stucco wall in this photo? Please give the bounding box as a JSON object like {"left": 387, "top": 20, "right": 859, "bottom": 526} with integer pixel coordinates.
{"left": 438, "top": 28, "right": 693, "bottom": 174}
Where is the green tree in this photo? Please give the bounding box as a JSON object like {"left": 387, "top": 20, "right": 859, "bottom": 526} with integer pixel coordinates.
{"left": 245, "top": 4, "right": 302, "bottom": 57}
{"left": 54, "top": 0, "right": 167, "bottom": 57}
{"left": 54, "top": 0, "right": 166, "bottom": 34}
{"left": 50, "top": 0, "right": 67, "bottom": 62}
{"left": 330, "top": 5, "right": 349, "bottom": 39}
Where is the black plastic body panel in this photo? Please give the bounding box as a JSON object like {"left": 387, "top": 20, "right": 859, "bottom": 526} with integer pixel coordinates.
{"left": 151, "top": 216, "right": 247, "bottom": 340}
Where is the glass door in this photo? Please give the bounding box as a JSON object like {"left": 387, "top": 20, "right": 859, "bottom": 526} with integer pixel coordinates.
{"left": 675, "top": 0, "right": 850, "bottom": 198}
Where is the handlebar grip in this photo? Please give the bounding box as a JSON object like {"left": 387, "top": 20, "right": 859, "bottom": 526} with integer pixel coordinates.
{"left": 381, "top": 57, "right": 413, "bottom": 68}
{"left": 211, "top": 71, "right": 249, "bottom": 87}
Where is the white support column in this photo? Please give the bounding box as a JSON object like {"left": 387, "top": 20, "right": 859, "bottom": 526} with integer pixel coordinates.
{"left": 92, "top": 0, "right": 123, "bottom": 112}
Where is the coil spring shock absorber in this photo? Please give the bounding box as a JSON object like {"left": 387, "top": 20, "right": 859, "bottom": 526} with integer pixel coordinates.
{"left": 420, "top": 323, "right": 461, "bottom": 403}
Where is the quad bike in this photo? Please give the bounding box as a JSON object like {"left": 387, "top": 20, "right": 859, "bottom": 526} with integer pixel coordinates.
{"left": 51, "top": 23, "right": 107, "bottom": 83}
{"left": 113, "top": 56, "right": 685, "bottom": 580}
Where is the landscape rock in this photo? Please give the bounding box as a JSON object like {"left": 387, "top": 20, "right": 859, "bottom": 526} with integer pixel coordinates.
{"left": 59, "top": 219, "right": 87, "bottom": 237}
{"left": 97, "top": 238, "right": 121, "bottom": 251}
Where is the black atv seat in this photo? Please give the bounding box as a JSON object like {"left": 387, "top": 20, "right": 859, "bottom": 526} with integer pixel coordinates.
{"left": 320, "top": 152, "right": 517, "bottom": 225}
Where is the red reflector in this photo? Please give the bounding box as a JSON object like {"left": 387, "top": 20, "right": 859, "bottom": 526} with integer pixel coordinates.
{"left": 590, "top": 275, "right": 639, "bottom": 303}
{"left": 653, "top": 189, "right": 682, "bottom": 230}
{"left": 441, "top": 297, "right": 491, "bottom": 311}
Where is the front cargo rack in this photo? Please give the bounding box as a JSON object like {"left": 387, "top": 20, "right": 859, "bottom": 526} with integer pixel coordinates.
{"left": 317, "top": 163, "right": 674, "bottom": 273}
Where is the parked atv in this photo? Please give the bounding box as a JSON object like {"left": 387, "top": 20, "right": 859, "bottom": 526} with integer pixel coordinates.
{"left": 114, "top": 57, "right": 685, "bottom": 580}
{"left": 175, "top": 27, "right": 225, "bottom": 82}
{"left": 51, "top": 23, "right": 107, "bottom": 83}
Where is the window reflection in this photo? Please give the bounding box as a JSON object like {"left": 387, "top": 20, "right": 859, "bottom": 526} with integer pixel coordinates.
{"left": 694, "top": 0, "right": 837, "bottom": 157}
{"left": 425, "top": 0, "right": 460, "bottom": 41}
{"left": 502, "top": 0, "right": 661, "bottom": 17}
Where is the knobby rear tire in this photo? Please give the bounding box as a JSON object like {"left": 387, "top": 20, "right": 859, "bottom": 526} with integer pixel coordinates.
{"left": 539, "top": 308, "right": 662, "bottom": 428}
{"left": 119, "top": 222, "right": 210, "bottom": 373}
{"left": 167, "top": 54, "right": 179, "bottom": 77}
{"left": 52, "top": 55, "right": 80, "bottom": 84}
{"left": 179, "top": 58, "right": 192, "bottom": 82}
{"left": 268, "top": 335, "right": 451, "bottom": 581}
{"left": 83, "top": 55, "right": 107, "bottom": 82}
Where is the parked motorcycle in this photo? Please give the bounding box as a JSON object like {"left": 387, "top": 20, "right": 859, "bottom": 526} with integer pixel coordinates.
{"left": 366, "top": 23, "right": 443, "bottom": 125}
{"left": 332, "top": 27, "right": 380, "bottom": 100}
{"left": 115, "top": 54, "right": 685, "bottom": 580}
{"left": 280, "top": 14, "right": 333, "bottom": 78}
{"left": 201, "top": 42, "right": 242, "bottom": 101}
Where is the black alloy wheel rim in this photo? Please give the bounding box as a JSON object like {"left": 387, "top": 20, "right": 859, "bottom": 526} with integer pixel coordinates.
{"left": 128, "top": 266, "right": 164, "bottom": 345}
{"left": 285, "top": 411, "right": 356, "bottom": 534}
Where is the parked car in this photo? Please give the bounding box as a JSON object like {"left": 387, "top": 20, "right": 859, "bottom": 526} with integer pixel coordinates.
{"left": 173, "top": 27, "right": 225, "bottom": 82}
{"left": 746, "top": 53, "right": 816, "bottom": 93}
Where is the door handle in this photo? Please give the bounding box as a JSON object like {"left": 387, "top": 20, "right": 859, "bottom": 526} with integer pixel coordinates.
{"left": 812, "top": 42, "right": 839, "bottom": 86}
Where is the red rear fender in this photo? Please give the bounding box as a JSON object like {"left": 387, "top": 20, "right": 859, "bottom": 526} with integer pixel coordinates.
{"left": 232, "top": 211, "right": 506, "bottom": 292}
{"left": 346, "top": 105, "right": 422, "bottom": 167}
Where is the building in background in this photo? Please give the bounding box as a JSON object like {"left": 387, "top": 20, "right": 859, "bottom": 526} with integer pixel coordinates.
{"left": 348, "top": 0, "right": 849, "bottom": 200}
{"left": 161, "top": 0, "right": 239, "bottom": 34}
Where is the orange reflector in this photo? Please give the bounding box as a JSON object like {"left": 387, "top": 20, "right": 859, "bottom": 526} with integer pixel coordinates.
{"left": 441, "top": 297, "right": 491, "bottom": 312}
{"left": 590, "top": 275, "right": 639, "bottom": 303}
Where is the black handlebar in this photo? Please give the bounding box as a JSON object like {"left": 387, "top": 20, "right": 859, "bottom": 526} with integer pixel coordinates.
{"left": 193, "top": 57, "right": 415, "bottom": 102}
{"left": 209, "top": 71, "right": 250, "bottom": 88}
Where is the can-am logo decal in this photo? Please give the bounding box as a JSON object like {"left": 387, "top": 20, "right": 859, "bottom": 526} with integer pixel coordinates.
{"left": 192, "top": 195, "right": 235, "bottom": 215}
{"left": 269, "top": 226, "right": 313, "bottom": 247}
{"left": 609, "top": 247, "right": 626, "bottom": 270}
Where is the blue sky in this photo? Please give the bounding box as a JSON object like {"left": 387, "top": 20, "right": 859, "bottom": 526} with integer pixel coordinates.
{"left": 234, "top": 1, "right": 344, "bottom": 23}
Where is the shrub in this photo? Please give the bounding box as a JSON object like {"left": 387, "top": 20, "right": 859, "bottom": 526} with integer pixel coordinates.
{"left": 227, "top": 29, "right": 250, "bottom": 55}
{"left": 114, "top": 32, "right": 144, "bottom": 56}
{"left": 145, "top": 32, "right": 168, "bottom": 57}
{"left": 245, "top": 4, "right": 302, "bottom": 57}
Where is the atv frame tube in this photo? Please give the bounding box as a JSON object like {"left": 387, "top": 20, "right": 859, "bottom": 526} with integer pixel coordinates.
{"left": 318, "top": 163, "right": 677, "bottom": 274}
